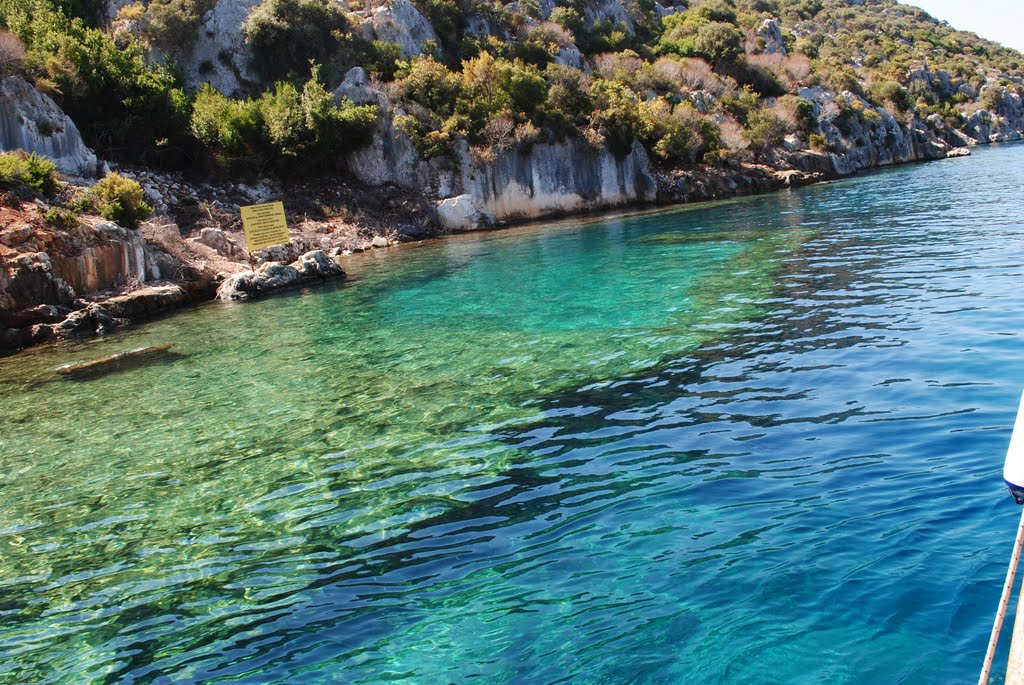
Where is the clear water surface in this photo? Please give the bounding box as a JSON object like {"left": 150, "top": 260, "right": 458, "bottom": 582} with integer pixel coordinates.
{"left": 3, "top": 144, "right": 1024, "bottom": 684}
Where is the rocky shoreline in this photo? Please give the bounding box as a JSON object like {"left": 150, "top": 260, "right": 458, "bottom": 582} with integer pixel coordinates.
{"left": 0, "top": 137, "right": 979, "bottom": 357}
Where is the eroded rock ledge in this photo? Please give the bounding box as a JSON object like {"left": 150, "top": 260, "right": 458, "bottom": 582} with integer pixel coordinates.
{"left": 216, "top": 250, "right": 345, "bottom": 301}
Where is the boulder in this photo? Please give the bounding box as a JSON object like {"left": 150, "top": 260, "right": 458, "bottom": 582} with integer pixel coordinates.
{"left": 53, "top": 303, "right": 116, "bottom": 337}
{"left": 437, "top": 194, "right": 485, "bottom": 231}
{"left": 946, "top": 147, "right": 971, "bottom": 158}
{"left": 555, "top": 45, "right": 586, "bottom": 71}
{"left": 101, "top": 284, "right": 191, "bottom": 318}
{"left": 6, "top": 303, "right": 67, "bottom": 328}
{"left": 293, "top": 249, "right": 344, "bottom": 279}
{"left": 216, "top": 250, "right": 344, "bottom": 301}
{"left": 0, "top": 76, "right": 100, "bottom": 177}
{"left": 2, "top": 252, "right": 77, "bottom": 313}
{"left": 0, "top": 225, "right": 33, "bottom": 247}
{"left": 362, "top": 0, "right": 438, "bottom": 58}
{"left": 191, "top": 227, "right": 242, "bottom": 258}
{"left": 334, "top": 67, "right": 388, "bottom": 109}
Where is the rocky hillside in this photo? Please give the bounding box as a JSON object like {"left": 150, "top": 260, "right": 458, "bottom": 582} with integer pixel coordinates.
{"left": 1, "top": 0, "right": 1024, "bottom": 352}
{"left": 3, "top": 0, "right": 1024, "bottom": 223}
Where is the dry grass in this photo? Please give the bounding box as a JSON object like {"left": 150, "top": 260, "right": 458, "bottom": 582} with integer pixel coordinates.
{"left": 746, "top": 52, "right": 813, "bottom": 90}
{"left": 719, "top": 118, "right": 750, "bottom": 152}
{"left": 0, "top": 31, "right": 26, "bottom": 75}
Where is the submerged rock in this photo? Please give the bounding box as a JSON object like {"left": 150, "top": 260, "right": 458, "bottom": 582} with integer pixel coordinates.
{"left": 216, "top": 250, "right": 344, "bottom": 301}
{"left": 55, "top": 343, "right": 176, "bottom": 379}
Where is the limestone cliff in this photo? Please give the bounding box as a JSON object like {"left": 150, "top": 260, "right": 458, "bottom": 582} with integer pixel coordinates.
{"left": 0, "top": 77, "right": 101, "bottom": 178}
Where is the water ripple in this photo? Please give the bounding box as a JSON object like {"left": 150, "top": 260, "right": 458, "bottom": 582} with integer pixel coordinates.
{"left": 2, "top": 144, "right": 1024, "bottom": 683}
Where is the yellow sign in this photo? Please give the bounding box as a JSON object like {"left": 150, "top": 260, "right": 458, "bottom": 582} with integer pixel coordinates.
{"left": 241, "top": 201, "right": 290, "bottom": 252}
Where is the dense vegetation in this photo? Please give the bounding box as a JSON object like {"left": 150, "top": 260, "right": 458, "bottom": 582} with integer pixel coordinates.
{"left": 1, "top": 0, "right": 1022, "bottom": 174}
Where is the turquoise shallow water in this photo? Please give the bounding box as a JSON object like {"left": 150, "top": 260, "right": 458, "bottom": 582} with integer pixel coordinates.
{"left": 3, "top": 145, "right": 1024, "bottom": 683}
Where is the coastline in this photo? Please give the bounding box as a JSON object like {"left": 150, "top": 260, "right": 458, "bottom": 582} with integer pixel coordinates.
{"left": 0, "top": 140, "right": 985, "bottom": 359}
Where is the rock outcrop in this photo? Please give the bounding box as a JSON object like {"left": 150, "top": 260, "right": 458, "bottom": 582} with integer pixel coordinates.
{"left": 0, "top": 76, "right": 100, "bottom": 177}
{"left": 0, "top": 215, "right": 210, "bottom": 352}
{"left": 960, "top": 88, "right": 1024, "bottom": 143}
{"left": 756, "top": 18, "right": 786, "bottom": 54}
{"left": 216, "top": 250, "right": 345, "bottom": 301}
{"left": 360, "top": 0, "right": 438, "bottom": 59}
{"left": 797, "top": 88, "right": 948, "bottom": 175}
{"left": 181, "top": 0, "right": 261, "bottom": 96}
{"left": 437, "top": 194, "right": 487, "bottom": 231}
{"left": 431, "top": 139, "right": 657, "bottom": 229}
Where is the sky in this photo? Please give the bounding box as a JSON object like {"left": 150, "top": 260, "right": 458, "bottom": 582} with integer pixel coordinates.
{"left": 905, "top": 0, "right": 1024, "bottom": 53}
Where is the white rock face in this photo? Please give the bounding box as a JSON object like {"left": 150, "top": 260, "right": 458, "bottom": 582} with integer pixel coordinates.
{"left": 343, "top": 80, "right": 422, "bottom": 187}
{"left": 0, "top": 77, "right": 100, "bottom": 177}
{"left": 555, "top": 45, "right": 586, "bottom": 71}
{"left": 419, "top": 139, "right": 658, "bottom": 230}
{"left": 582, "top": 0, "right": 635, "bottom": 34}
{"left": 437, "top": 194, "right": 487, "bottom": 231}
{"left": 361, "top": 0, "right": 438, "bottom": 58}
{"left": 756, "top": 18, "right": 786, "bottom": 55}
{"left": 334, "top": 67, "right": 387, "bottom": 108}
{"left": 182, "top": 0, "right": 261, "bottom": 96}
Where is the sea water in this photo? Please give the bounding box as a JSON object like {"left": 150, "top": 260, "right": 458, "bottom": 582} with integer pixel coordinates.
{"left": 3, "top": 144, "right": 1024, "bottom": 683}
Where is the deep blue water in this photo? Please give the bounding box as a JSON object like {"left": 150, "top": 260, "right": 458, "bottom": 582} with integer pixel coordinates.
{"left": 2, "top": 144, "right": 1024, "bottom": 683}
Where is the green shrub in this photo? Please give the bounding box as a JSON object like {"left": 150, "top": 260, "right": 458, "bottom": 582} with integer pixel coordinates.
{"left": 693, "top": 0, "right": 737, "bottom": 24}
{"left": 356, "top": 40, "right": 404, "bottom": 81}
{"left": 717, "top": 87, "right": 761, "bottom": 123}
{"left": 258, "top": 68, "right": 378, "bottom": 163}
{"left": 590, "top": 79, "right": 646, "bottom": 157}
{"left": 871, "top": 80, "right": 911, "bottom": 111}
{"left": 41, "top": 206, "right": 79, "bottom": 230}
{"left": 395, "top": 56, "right": 464, "bottom": 118}
{"left": 0, "top": 151, "right": 59, "bottom": 196}
{"left": 693, "top": 22, "right": 743, "bottom": 66}
{"left": 190, "top": 83, "right": 264, "bottom": 167}
{"left": 410, "top": 0, "right": 466, "bottom": 62}
{"left": 743, "top": 108, "right": 788, "bottom": 151}
{"left": 395, "top": 52, "right": 551, "bottom": 156}
{"left": 244, "top": 0, "right": 349, "bottom": 80}
{"left": 541, "top": 63, "right": 592, "bottom": 133}
{"left": 981, "top": 86, "right": 1004, "bottom": 112}
{"left": 189, "top": 67, "right": 377, "bottom": 171}
{"left": 144, "top": 0, "right": 216, "bottom": 53}
{"left": 639, "top": 98, "right": 712, "bottom": 164}
{"left": 777, "top": 95, "right": 817, "bottom": 133}
{"left": 808, "top": 132, "right": 828, "bottom": 150}
{"left": 87, "top": 173, "right": 152, "bottom": 228}
{"left": 549, "top": 7, "right": 585, "bottom": 36}
{"left": 3, "top": 0, "right": 191, "bottom": 163}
